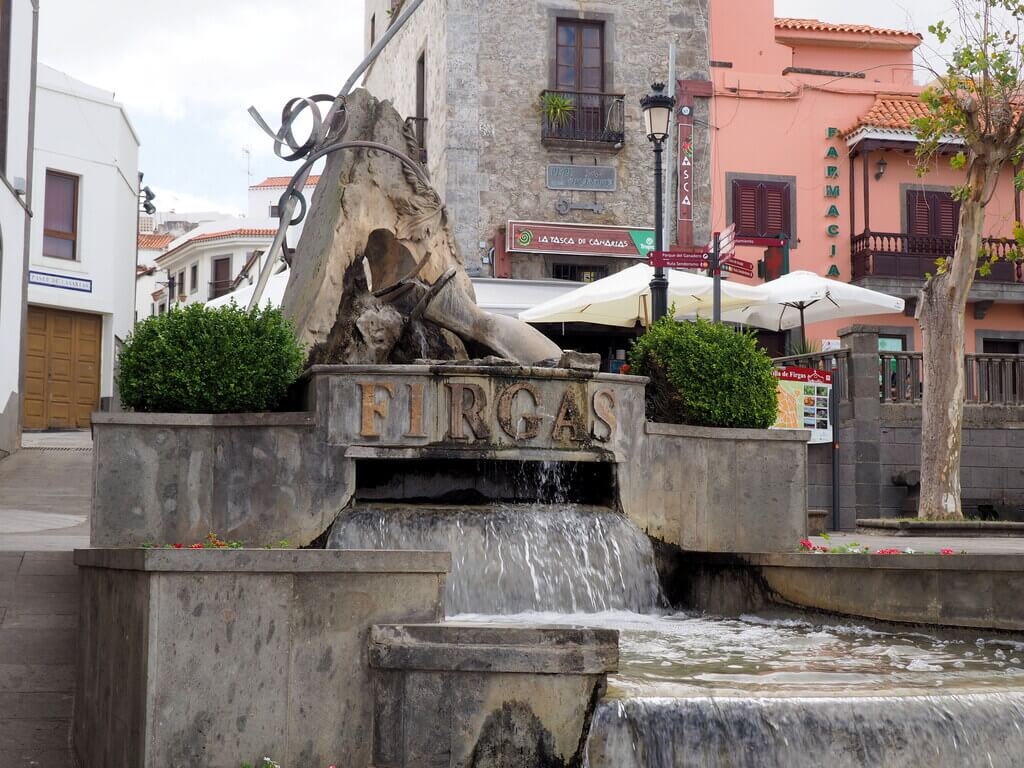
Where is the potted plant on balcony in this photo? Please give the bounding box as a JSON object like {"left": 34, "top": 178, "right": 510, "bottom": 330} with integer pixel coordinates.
{"left": 540, "top": 91, "right": 576, "bottom": 129}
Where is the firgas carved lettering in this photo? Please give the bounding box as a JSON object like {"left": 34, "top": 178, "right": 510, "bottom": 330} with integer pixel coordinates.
{"left": 359, "top": 382, "right": 395, "bottom": 438}
{"left": 497, "top": 382, "right": 543, "bottom": 441}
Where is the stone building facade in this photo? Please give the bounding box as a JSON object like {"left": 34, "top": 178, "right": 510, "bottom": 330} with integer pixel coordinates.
{"left": 363, "top": 0, "right": 711, "bottom": 281}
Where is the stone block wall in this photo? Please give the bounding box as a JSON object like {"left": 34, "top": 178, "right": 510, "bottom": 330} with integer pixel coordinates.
{"left": 364, "top": 0, "right": 712, "bottom": 273}
{"left": 809, "top": 327, "right": 1024, "bottom": 527}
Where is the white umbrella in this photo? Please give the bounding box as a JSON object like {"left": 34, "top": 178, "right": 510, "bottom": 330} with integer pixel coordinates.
{"left": 518, "top": 263, "right": 765, "bottom": 328}
{"left": 205, "top": 267, "right": 291, "bottom": 309}
{"left": 720, "top": 270, "right": 905, "bottom": 339}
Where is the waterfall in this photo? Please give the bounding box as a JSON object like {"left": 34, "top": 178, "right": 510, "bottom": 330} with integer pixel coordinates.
{"left": 328, "top": 502, "right": 665, "bottom": 615}
{"left": 584, "top": 693, "right": 1024, "bottom": 768}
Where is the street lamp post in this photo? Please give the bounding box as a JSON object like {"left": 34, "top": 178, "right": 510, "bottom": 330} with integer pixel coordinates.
{"left": 640, "top": 82, "right": 675, "bottom": 324}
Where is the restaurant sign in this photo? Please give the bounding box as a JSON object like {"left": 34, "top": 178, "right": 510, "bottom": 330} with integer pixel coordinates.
{"left": 507, "top": 221, "right": 655, "bottom": 259}
{"left": 546, "top": 164, "right": 617, "bottom": 192}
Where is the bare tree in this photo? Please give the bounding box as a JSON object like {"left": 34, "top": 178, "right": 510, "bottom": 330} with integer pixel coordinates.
{"left": 914, "top": 0, "right": 1024, "bottom": 519}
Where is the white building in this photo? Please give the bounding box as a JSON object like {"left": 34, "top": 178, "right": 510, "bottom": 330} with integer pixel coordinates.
{"left": 248, "top": 174, "right": 318, "bottom": 232}
{"left": 136, "top": 232, "right": 173, "bottom": 320}
{"left": 22, "top": 65, "right": 140, "bottom": 430}
{"left": 154, "top": 218, "right": 278, "bottom": 309}
{"left": 0, "top": 0, "right": 38, "bottom": 456}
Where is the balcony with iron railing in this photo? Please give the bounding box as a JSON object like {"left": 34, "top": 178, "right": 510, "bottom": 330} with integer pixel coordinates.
{"left": 209, "top": 280, "right": 234, "bottom": 300}
{"left": 851, "top": 231, "right": 1020, "bottom": 285}
{"left": 540, "top": 90, "right": 625, "bottom": 147}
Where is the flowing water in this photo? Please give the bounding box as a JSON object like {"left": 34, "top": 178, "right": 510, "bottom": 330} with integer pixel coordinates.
{"left": 328, "top": 501, "right": 1024, "bottom": 767}
{"left": 328, "top": 503, "right": 665, "bottom": 614}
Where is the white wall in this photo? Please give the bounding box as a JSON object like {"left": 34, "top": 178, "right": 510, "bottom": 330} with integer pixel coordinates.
{"left": 26, "top": 65, "right": 140, "bottom": 401}
{"left": 0, "top": 0, "right": 38, "bottom": 454}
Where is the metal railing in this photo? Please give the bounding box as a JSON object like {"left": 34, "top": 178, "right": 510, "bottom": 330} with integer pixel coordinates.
{"left": 772, "top": 350, "right": 850, "bottom": 403}
{"left": 209, "top": 280, "right": 234, "bottom": 300}
{"left": 879, "top": 352, "right": 1024, "bottom": 404}
{"left": 540, "top": 90, "right": 625, "bottom": 144}
{"left": 405, "top": 116, "right": 427, "bottom": 163}
{"left": 851, "top": 231, "right": 1019, "bottom": 282}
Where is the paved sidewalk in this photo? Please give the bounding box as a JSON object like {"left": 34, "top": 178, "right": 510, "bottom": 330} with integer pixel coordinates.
{"left": 810, "top": 532, "right": 1024, "bottom": 555}
{"left": 0, "top": 434, "right": 91, "bottom": 551}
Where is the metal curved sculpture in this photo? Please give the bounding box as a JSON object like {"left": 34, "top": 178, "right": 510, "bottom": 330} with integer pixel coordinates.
{"left": 242, "top": 0, "right": 562, "bottom": 366}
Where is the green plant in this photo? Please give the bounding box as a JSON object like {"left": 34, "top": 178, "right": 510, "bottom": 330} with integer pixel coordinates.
{"left": 628, "top": 316, "right": 778, "bottom": 429}
{"left": 117, "top": 304, "right": 305, "bottom": 414}
{"left": 540, "top": 92, "right": 576, "bottom": 128}
{"left": 786, "top": 338, "right": 820, "bottom": 357}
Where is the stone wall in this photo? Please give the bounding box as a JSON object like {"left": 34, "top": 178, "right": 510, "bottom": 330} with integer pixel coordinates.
{"left": 73, "top": 549, "right": 449, "bottom": 768}
{"left": 682, "top": 551, "right": 1024, "bottom": 632}
{"left": 365, "top": 0, "right": 712, "bottom": 274}
{"left": 625, "top": 422, "right": 809, "bottom": 552}
{"left": 807, "top": 326, "right": 1024, "bottom": 527}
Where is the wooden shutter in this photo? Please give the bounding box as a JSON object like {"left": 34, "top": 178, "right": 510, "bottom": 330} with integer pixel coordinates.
{"left": 763, "top": 184, "right": 788, "bottom": 235}
{"left": 906, "top": 189, "right": 959, "bottom": 237}
{"left": 732, "top": 179, "right": 791, "bottom": 238}
{"left": 935, "top": 194, "right": 959, "bottom": 238}
{"left": 732, "top": 180, "right": 759, "bottom": 234}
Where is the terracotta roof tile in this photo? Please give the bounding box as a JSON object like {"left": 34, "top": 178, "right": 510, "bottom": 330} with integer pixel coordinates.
{"left": 158, "top": 228, "right": 277, "bottom": 263}
{"left": 775, "top": 18, "right": 922, "bottom": 40}
{"left": 845, "top": 94, "right": 930, "bottom": 135}
{"left": 138, "top": 233, "right": 174, "bottom": 250}
{"left": 249, "top": 175, "right": 321, "bottom": 190}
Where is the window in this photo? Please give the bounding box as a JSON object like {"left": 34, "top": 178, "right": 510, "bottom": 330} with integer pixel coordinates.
{"left": 176, "top": 271, "right": 185, "bottom": 300}
{"left": 552, "top": 263, "right": 608, "bottom": 282}
{"left": 731, "top": 179, "right": 791, "bottom": 240}
{"left": 0, "top": 0, "right": 12, "bottom": 175}
{"left": 43, "top": 171, "right": 79, "bottom": 260}
{"left": 983, "top": 338, "right": 1022, "bottom": 354}
{"left": 370, "top": 13, "right": 376, "bottom": 46}
{"left": 270, "top": 204, "right": 280, "bottom": 218}
{"left": 211, "top": 256, "right": 232, "bottom": 299}
{"left": 189, "top": 263, "right": 198, "bottom": 294}
{"left": 906, "top": 189, "right": 959, "bottom": 238}
{"left": 556, "top": 19, "right": 604, "bottom": 93}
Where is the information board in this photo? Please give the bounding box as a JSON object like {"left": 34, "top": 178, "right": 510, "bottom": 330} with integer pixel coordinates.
{"left": 772, "top": 367, "right": 832, "bottom": 444}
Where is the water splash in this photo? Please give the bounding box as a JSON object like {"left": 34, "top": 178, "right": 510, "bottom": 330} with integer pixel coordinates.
{"left": 328, "top": 503, "right": 665, "bottom": 615}
{"left": 584, "top": 693, "right": 1024, "bottom": 768}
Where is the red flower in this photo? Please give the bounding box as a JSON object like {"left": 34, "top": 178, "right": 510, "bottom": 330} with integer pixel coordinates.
{"left": 940, "top": 548, "right": 956, "bottom": 555}
{"left": 190, "top": 543, "right": 203, "bottom": 549}
{"left": 798, "top": 538, "right": 815, "bottom": 551}
{"left": 173, "top": 543, "right": 184, "bottom": 549}
{"left": 875, "top": 548, "right": 903, "bottom": 555}
{"left": 621, "top": 363, "right": 632, "bottom": 375}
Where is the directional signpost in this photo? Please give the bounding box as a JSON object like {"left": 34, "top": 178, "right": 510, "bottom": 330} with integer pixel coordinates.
{"left": 649, "top": 250, "right": 709, "bottom": 270}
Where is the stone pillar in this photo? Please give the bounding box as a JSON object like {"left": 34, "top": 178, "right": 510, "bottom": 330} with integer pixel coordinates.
{"left": 839, "top": 325, "right": 882, "bottom": 525}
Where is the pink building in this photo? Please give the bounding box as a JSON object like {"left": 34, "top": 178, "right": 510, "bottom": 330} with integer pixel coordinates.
{"left": 708, "top": 0, "right": 1024, "bottom": 354}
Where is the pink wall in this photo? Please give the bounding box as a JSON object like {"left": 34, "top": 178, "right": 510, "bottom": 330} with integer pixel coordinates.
{"left": 708, "top": 0, "right": 1023, "bottom": 353}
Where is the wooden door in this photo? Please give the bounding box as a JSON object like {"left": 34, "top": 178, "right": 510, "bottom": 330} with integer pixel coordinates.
{"left": 22, "top": 306, "right": 101, "bottom": 429}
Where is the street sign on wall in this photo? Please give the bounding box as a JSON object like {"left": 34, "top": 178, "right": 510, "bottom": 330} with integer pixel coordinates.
{"left": 507, "top": 221, "right": 655, "bottom": 259}
{"left": 546, "top": 164, "right": 617, "bottom": 192}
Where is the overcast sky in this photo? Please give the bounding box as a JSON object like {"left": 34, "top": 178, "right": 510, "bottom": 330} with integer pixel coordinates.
{"left": 36, "top": 0, "right": 959, "bottom": 215}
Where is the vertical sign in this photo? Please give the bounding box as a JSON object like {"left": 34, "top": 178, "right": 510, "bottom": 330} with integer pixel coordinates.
{"left": 677, "top": 104, "right": 694, "bottom": 245}
{"left": 674, "top": 80, "right": 713, "bottom": 248}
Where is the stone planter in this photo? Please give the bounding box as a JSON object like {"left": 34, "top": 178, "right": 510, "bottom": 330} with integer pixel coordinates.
{"left": 73, "top": 548, "right": 448, "bottom": 768}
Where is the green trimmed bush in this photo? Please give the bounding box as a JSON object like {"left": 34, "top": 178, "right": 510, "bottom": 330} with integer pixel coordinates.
{"left": 117, "top": 304, "right": 305, "bottom": 413}
{"left": 628, "top": 316, "right": 778, "bottom": 429}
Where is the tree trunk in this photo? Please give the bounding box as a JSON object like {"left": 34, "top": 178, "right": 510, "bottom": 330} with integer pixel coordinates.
{"left": 916, "top": 187, "right": 986, "bottom": 520}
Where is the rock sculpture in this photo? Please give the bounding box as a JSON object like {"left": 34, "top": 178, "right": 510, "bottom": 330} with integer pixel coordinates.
{"left": 280, "top": 89, "right": 562, "bottom": 366}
